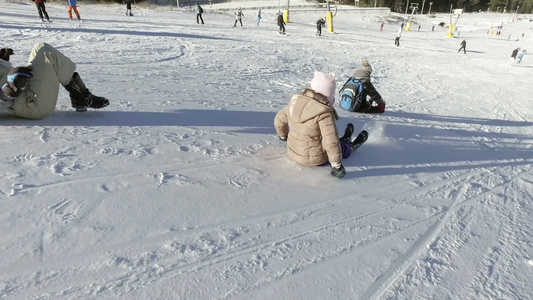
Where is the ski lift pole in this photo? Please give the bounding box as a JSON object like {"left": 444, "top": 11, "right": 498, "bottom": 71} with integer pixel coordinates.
{"left": 326, "top": 1, "right": 335, "bottom": 33}
{"left": 283, "top": 0, "right": 290, "bottom": 23}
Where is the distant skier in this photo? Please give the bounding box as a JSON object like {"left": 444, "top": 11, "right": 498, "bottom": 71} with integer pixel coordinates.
{"left": 380, "top": 22, "right": 384, "bottom": 31}
{"left": 316, "top": 18, "right": 325, "bottom": 36}
{"left": 35, "top": 0, "right": 50, "bottom": 22}
{"left": 458, "top": 39, "right": 466, "bottom": 54}
{"left": 274, "top": 71, "right": 368, "bottom": 179}
{"left": 507, "top": 47, "right": 520, "bottom": 65}
{"left": 517, "top": 49, "right": 527, "bottom": 63}
{"left": 196, "top": 3, "right": 204, "bottom": 24}
{"left": 1, "top": 43, "right": 109, "bottom": 119}
{"left": 277, "top": 12, "right": 286, "bottom": 34}
{"left": 67, "top": 0, "right": 81, "bottom": 21}
{"left": 126, "top": 0, "right": 133, "bottom": 16}
{"left": 256, "top": 9, "right": 262, "bottom": 26}
{"left": 234, "top": 7, "right": 244, "bottom": 27}
{"left": 395, "top": 27, "right": 402, "bottom": 46}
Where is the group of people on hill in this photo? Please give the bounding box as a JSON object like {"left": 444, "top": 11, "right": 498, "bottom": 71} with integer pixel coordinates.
{"left": 194, "top": 5, "right": 287, "bottom": 34}
{"left": 32, "top": 0, "right": 84, "bottom": 22}
{"left": 1, "top": 41, "right": 382, "bottom": 179}
{"left": 507, "top": 47, "right": 527, "bottom": 65}
{"left": 457, "top": 40, "right": 526, "bottom": 64}
{"left": 33, "top": 0, "right": 136, "bottom": 22}
{"left": 15, "top": 4, "right": 528, "bottom": 180}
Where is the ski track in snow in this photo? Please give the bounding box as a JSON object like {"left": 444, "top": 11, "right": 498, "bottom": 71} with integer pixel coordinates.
{"left": 1, "top": 1, "right": 533, "bottom": 299}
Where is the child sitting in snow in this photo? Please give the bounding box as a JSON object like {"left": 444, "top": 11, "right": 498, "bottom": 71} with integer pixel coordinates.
{"left": 350, "top": 60, "right": 386, "bottom": 113}
{"left": 274, "top": 71, "right": 368, "bottom": 179}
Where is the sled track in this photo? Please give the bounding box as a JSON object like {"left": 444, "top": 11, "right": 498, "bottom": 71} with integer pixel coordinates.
{"left": 3, "top": 162, "right": 514, "bottom": 299}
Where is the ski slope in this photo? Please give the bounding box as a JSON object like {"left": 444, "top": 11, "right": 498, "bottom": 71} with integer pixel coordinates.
{"left": 1, "top": 0, "right": 532, "bottom": 299}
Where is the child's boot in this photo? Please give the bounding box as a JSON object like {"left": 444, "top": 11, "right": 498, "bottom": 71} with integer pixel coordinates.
{"left": 350, "top": 130, "right": 368, "bottom": 151}
{"left": 340, "top": 123, "right": 354, "bottom": 144}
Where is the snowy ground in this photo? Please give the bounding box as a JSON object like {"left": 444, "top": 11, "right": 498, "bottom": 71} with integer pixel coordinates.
{"left": 1, "top": 0, "right": 533, "bottom": 299}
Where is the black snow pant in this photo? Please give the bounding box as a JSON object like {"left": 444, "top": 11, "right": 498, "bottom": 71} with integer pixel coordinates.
{"left": 36, "top": 2, "right": 49, "bottom": 21}
{"left": 234, "top": 18, "right": 242, "bottom": 27}
{"left": 279, "top": 24, "right": 285, "bottom": 34}
{"left": 395, "top": 37, "right": 400, "bottom": 47}
{"left": 317, "top": 24, "right": 322, "bottom": 36}
{"left": 126, "top": 1, "right": 133, "bottom": 16}
{"left": 458, "top": 45, "right": 466, "bottom": 54}
{"left": 197, "top": 14, "right": 204, "bottom": 24}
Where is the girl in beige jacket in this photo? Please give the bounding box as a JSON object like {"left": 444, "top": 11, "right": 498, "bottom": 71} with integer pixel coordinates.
{"left": 274, "top": 71, "right": 368, "bottom": 178}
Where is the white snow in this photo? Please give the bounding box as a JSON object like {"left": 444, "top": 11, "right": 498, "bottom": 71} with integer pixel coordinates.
{"left": 1, "top": 0, "right": 533, "bottom": 299}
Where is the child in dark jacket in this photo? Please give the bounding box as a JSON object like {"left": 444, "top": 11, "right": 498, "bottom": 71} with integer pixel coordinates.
{"left": 350, "top": 60, "right": 386, "bottom": 113}
{"left": 316, "top": 18, "right": 325, "bottom": 36}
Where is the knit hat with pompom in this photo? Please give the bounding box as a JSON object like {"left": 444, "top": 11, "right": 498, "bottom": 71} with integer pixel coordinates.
{"left": 353, "top": 60, "right": 372, "bottom": 81}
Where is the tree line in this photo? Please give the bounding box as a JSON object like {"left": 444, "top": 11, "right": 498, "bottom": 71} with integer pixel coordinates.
{"left": 344, "top": 0, "right": 532, "bottom": 14}
{"left": 67, "top": 0, "right": 533, "bottom": 14}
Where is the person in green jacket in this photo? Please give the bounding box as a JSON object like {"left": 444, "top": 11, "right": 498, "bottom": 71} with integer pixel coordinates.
{"left": 1, "top": 43, "right": 109, "bottom": 120}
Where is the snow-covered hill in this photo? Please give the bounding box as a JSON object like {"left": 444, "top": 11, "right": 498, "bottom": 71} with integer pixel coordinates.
{"left": 1, "top": 1, "right": 532, "bottom": 299}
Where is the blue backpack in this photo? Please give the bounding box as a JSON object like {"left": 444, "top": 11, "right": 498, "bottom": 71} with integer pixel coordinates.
{"left": 339, "top": 77, "right": 364, "bottom": 112}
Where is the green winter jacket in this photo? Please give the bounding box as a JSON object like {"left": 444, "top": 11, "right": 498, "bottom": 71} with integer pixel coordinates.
{"left": 10, "top": 43, "right": 76, "bottom": 120}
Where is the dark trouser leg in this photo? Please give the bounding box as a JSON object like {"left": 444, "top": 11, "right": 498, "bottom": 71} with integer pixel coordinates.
{"left": 36, "top": 2, "right": 43, "bottom": 19}
{"left": 41, "top": 4, "right": 49, "bottom": 20}
{"left": 64, "top": 72, "right": 109, "bottom": 111}
{"left": 339, "top": 141, "right": 352, "bottom": 159}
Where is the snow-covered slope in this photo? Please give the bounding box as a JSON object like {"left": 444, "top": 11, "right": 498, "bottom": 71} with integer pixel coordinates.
{"left": 1, "top": 1, "right": 532, "bottom": 299}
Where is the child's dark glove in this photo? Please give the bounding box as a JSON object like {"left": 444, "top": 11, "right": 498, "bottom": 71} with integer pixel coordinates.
{"left": 0, "top": 48, "right": 14, "bottom": 62}
{"left": 2, "top": 66, "right": 34, "bottom": 98}
{"left": 330, "top": 164, "right": 346, "bottom": 178}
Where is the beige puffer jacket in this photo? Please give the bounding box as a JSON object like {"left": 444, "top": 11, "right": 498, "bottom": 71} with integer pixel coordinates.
{"left": 274, "top": 89, "right": 342, "bottom": 167}
{"left": 9, "top": 43, "right": 76, "bottom": 119}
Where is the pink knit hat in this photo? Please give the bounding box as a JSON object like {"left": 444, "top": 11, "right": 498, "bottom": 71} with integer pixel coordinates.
{"left": 310, "top": 71, "right": 336, "bottom": 106}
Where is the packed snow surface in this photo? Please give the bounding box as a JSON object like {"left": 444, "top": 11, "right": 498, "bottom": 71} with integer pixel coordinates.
{"left": 1, "top": 0, "right": 532, "bottom": 299}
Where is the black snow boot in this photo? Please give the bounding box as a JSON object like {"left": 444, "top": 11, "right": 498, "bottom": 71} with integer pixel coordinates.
{"left": 340, "top": 123, "right": 354, "bottom": 144}
{"left": 349, "top": 130, "right": 368, "bottom": 151}
{"left": 63, "top": 72, "right": 109, "bottom": 112}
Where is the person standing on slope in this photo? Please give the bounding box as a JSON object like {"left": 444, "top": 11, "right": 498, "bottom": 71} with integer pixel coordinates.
{"left": 234, "top": 7, "right": 244, "bottom": 27}
{"left": 517, "top": 49, "right": 527, "bottom": 63}
{"left": 196, "top": 3, "right": 204, "bottom": 24}
{"left": 256, "top": 9, "right": 262, "bottom": 26}
{"left": 126, "top": 0, "right": 133, "bottom": 16}
{"left": 458, "top": 39, "right": 466, "bottom": 54}
{"left": 1, "top": 43, "right": 109, "bottom": 119}
{"left": 35, "top": 0, "right": 50, "bottom": 22}
{"left": 395, "top": 26, "right": 402, "bottom": 47}
{"left": 67, "top": 0, "right": 81, "bottom": 21}
{"left": 277, "top": 12, "right": 286, "bottom": 34}
{"left": 507, "top": 47, "right": 520, "bottom": 65}
{"left": 274, "top": 71, "right": 368, "bottom": 179}
{"left": 316, "top": 18, "right": 326, "bottom": 36}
